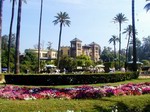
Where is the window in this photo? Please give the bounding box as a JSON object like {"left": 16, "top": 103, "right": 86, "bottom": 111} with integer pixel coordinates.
{"left": 42, "top": 53, "right": 47, "bottom": 57}
{"left": 71, "top": 43, "right": 75, "bottom": 48}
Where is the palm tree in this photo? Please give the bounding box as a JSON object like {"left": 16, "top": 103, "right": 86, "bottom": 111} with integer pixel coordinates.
{"left": 132, "top": 0, "right": 137, "bottom": 71}
{"left": 8, "top": 0, "right": 16, "bottom": 73}
{"left": 14, "top": 0, "right": 26, "bottom": 74}
{"left": 123, "top": 25, "right": 138, "bottom": 64}
{"left": 37, "top": 0, "right": 43, "bottom": 73}
{"left": 0, "top": 0, "right": 3, "bottom": 73}
{"left": 109, "top": 35, "right": 119, "bottom": 69}
{"left": 113, "top": 13, "right": 128, "bottom": 69}
{"left": 144, "top": 0, "right": 150, "bottom": 12}
{"left": 53, "top": 12, "right": 71, "bottom": 68}
{"left": 123, "top": 25, "right": 133, "bottom": 64}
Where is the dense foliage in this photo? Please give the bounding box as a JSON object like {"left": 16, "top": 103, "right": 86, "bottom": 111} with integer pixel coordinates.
{"left": 1, "top": 35, "right": 15, "bottom": 72}
{"left": 5, "top": 72, "right": 139, "bottom": 85}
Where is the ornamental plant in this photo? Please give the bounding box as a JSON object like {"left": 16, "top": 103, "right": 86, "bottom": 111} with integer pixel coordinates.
{"left": 0, "top": 82, "right": 150, "bottom": 100}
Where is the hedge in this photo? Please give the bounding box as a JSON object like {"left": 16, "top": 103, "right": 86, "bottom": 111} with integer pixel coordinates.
{"left": 4, "top": 72, "right": 139, "bottom": 85}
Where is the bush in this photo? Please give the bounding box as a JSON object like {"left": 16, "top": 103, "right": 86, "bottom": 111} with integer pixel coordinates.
{"left": 5, "top": 72, "right": 139, "bottom": 85}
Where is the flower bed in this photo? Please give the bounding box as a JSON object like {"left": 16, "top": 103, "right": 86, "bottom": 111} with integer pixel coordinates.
{"left": 0, "top": 82, "right": 150, "bottom": 100}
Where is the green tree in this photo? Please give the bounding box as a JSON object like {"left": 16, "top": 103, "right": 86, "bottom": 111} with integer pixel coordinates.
{"left": 8, "top": 0, "right": 16, "bottom": 73}
{"left": 141, "top": 60, "right": 150, "bottom": 66}
{"left": 101, "top": 47, "right": 114, "bottom": 62}
{"left": 59, "top": 56, "right": 77, "bottom": 72}
{"left": 113, "top": 13, "right": 128, "bottom": 69}
{"left": 53, "top": 12, "right": 71, "bottom": 68}
{"left": 140, "top": 36, "right": 150, "bottom": 60}
{"left": 1, "top": 35, "right": 15, "bottom": 72}
{"left": 1, "top": 35, "right": 9, "bottom": 69}
{"left": 20, "top": 52, "right": 38, "bottom": 73}
{"left": 123, "top": 25, "right": 133, "bottom": 63}
{"left": 76, "top": 55, "right": 94, "bottom": 67}
{"left": 109, "top": 35, "right": 119, "bottom": 69}
{"left": 109, "top": 35, "right": 119, "bottom": 59}
{"left": 127, "top": 38, "right": 141, "bottom": 62}
{"left": 14, "top": 0, "right": 26, "bottom": 74}
{"left": 0, "top": 0, "right": 4, "bottom": 73}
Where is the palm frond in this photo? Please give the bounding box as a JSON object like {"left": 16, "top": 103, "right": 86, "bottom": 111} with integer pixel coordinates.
{"left": 22, "top": 0, "right": 27, "bottom": 4}
{"left": 109, "top": 35, "right": 119, "bottom": 45}
{"left": 53, "top": 11, "right": 71, "bottom": 26}
{"left": 144, "top": 3, "right": 150, "bottom": 12}
{"left": 113, "top": 13, "right": 128, "bottom": 23}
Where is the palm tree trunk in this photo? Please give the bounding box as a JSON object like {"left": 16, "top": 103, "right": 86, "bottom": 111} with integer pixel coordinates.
{"left": 57, "top": 22, "right": 63, "bottom": 68}
{"left": 8, "top": 0, "right": 15, "bottom": 73}
{"left": 38, "top": 0, "right": 43, "bottom": 73}
{"left": 119, "top": 23, "right": 121, "bottom": 70}
{"left": 15, "top": 0, "right": 22, "bottom": 74}
{"left": 132, "top": 0, "right": 137, "bottom": 71}
{"left": 114, "top": 43, "right": 116, "bottom": 69}
{"left": 0, "top": 0, "right": 3, "bottom": 73}
{"left": 126, "top": 33, "right": 131, "bottom": 63}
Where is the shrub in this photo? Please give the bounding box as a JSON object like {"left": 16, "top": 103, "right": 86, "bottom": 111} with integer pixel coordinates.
{"left": 5, "top": 72, "right": 139, "bottom": 85}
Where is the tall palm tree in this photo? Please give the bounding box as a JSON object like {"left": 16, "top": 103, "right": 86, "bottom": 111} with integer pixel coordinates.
{"left": 113, "top": 13, "right": 128, "bottom": 69}
{"left": 0, "top": 0, "right": 3, "bottom": 73}
{"left": 37, "top": 0, "right": 43, "bottom": 73}
{"left": 53, "top": 12, "right": 71, "bottom": 68}
{"left": 132, "top": 0, "right": 137, "bottom": 71}
{"left": 123, "top": 25, "right": 133, "bottom": 64}
{"left": 144, "top": 0, "right": 150, "bottom": 12}
{"left": 109, "top": 35, "right": 119, "bottom": 69}
{"left": 14, "top": 0, "right": 26, "bottom": 74}
{"left": 8, "top": 0, "right": 16, "bottom": 73}
{"left": 123, "top": 25, "right": 138, "bottom": 64}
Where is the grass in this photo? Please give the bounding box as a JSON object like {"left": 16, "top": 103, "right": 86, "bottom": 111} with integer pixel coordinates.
{"left": 0, "top": 78, "right": 150, "bottom": 112}
{"left": 0, "top": 95, "right": 150, "bottom": 112}
{"left": 51, "top": 78, "right": 150, "bottom": 88}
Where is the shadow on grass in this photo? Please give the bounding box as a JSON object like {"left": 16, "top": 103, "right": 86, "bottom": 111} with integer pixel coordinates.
{"left": 93, "top": 99, "right": 150, "bottom": 112}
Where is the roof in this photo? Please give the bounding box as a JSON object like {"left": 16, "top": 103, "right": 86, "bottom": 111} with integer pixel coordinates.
{"left": 89, "top": 42, "right": 100, "bottom": 46}
{"left": 82, "top": 44, "right": 91, "bottom": 48}
{"left": 70, "top": 38, "right": 82, "bottom": 42}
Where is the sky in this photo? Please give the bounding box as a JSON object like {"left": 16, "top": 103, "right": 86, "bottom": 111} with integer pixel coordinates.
{"left": 2, "top": 0, "right": 150, "bottom": 53}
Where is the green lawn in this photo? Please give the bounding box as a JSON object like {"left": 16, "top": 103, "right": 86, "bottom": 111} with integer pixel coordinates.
{"left": 51, "top": 77, "right": 150, "bottom": 88}
{"left": 0, "top": 78, "right": 150, "bottom": 112}
{"left": 0, "top": 95, "right": 150, "bottom": 112}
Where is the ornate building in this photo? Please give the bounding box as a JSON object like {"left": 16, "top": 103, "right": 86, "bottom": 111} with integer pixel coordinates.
{"left": 70, "top": 38, "right": 82, "bottom": 58}
{"left": 61, "top": 38, "right": 101, "bottom": 62}
{"left": 24, "top": 38, "right": 101, "bottom": 62}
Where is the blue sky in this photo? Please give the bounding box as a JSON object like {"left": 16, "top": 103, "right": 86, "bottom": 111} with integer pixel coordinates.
{"left": 2, "top": 0, "right": 150, "bottom": 53}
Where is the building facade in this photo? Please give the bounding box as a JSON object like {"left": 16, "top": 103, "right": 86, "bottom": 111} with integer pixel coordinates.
{"left": 25, "top": 49, "right": 57, "bottom": 60}
{"left": 24, "top": 38, "right": 101, "bottom": 62}
{"left": 61, "top": 46, "right": 70, "bottom": 56}
{"left": 70, "top": 38, "right": 82, "bottom": 58}
{"left": 61, "top": 38, "right": 101, "bottom": 62}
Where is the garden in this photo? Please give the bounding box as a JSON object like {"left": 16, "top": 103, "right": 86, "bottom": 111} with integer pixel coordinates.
{"left": 0, "top": 78, "right": 150, "bottom": 112}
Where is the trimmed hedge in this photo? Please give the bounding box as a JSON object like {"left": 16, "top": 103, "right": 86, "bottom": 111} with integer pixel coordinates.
{"left": 4, "top": 72, "right": 139, "bottom": 85}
